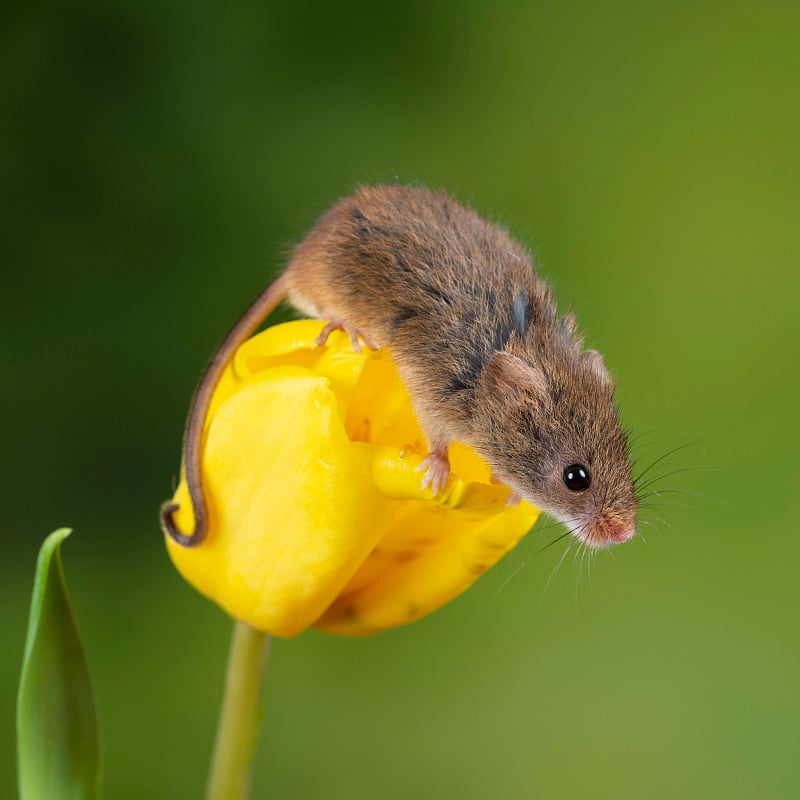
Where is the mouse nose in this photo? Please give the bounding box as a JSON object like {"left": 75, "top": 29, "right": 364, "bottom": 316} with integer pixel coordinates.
{"left": 610, "top": 526, "right": 635, "bottom": 544}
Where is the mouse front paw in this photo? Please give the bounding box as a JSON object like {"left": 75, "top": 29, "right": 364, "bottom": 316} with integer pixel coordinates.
{"left": 490, "top": 473, "right": 522, "bottom": 506}
{"left": 417, "top": 448, "right": 451, "bottom": 495}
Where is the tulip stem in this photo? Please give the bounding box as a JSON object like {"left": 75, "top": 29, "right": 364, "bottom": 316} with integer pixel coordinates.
{"left": 206, "top": 622, "right": 271, "bottom": 800}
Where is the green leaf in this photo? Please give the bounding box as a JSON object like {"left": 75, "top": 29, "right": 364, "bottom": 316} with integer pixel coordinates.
{"left": 17, "top": 529, "right": 101, "bottom": 800}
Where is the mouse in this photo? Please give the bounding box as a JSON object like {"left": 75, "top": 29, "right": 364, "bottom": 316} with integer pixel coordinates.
{"left": 161, "top": 184, "right": 637, "bottom": 550}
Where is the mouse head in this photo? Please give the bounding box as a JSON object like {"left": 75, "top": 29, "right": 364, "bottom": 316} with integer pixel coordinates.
{"left": 474, "top": 347, "right": 636, "bottom": 548}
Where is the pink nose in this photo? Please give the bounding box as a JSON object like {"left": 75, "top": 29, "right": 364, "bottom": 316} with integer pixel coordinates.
{"left": 611, "top": 526, "right": 635, "bottom": 544}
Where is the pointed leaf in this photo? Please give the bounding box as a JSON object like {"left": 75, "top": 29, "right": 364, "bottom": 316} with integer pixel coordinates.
{"left": 17, "top": 529, "right": 101, "bottom": 800}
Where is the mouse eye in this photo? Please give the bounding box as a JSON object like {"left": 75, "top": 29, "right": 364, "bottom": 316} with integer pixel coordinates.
{"left": 563, "top": 464, "right": 591, "bottom": 491}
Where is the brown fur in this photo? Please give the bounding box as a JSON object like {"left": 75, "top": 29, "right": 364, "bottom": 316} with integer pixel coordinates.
{"left": 286, "top": 185, "right": 636, "bottom": 547}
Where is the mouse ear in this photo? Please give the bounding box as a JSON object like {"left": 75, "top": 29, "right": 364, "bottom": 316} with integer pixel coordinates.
{"left": 581, "top": 349, "right": 614, "bottom": 391}
{"left": 480, "top": 351, "right": 549, "bottom": 405}
{"left": 560, "top": 309, "right": 584, "bottom": 350}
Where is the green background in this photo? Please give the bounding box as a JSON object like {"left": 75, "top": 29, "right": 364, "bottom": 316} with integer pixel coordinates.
{"left": 3, "top": 1, "right": 799, "bottom": 797}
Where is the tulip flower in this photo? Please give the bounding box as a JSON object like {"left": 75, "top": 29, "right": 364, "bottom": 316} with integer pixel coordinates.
{"left": 164, "top": 319, "right": 539, "bottom": 638}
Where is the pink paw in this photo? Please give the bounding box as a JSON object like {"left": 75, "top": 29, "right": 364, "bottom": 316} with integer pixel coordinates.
{"left": 490, "top": 473, "right": 521, "bottom": 506}
{"left": 417, "top": 450, "right": 450, "bottom": 495}
{"left": 505, "top": 490, "right": 522, "bottom": 507}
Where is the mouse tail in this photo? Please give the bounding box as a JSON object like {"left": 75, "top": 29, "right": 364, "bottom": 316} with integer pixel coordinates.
{"left": 161, "top": 271, "right": 291, "bottom": 547}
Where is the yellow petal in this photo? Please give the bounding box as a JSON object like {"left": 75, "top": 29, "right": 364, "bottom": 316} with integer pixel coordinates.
{"left": 167, "top": 365, "right": 390, "bottom": 637}
{"left": 315, "top": 448, "right": 538, "bottom": 636}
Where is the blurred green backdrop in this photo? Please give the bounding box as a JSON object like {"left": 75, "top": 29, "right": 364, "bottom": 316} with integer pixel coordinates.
{"left": 3, "top": 1, "right": 799, "bottom": 797}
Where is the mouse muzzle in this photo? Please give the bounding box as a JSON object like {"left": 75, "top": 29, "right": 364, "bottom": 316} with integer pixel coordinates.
{"left": 588, "top": 519, "right": 636, "bottom": 548}
{"left": 578, "top": 506, "right": 636, "bottom": 548}
{"left": 608, "top": 524, "right": 636, "bottom": 545}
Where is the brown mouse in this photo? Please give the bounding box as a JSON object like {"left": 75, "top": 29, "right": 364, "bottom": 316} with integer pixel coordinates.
{"left": 161, "top": 185, "right": 636, "bottom": 549}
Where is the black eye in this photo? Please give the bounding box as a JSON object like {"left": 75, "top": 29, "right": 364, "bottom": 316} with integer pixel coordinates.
{"left": 563, "top": 464, "right": 591, "bottom": 491}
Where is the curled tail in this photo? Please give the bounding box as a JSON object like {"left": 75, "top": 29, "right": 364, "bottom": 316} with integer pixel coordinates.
{"left": 161, "top": 272, "right": 291, "bottom": 546}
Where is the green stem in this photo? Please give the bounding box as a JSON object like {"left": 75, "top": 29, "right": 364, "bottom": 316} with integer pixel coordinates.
{"left": 206, "top": 622, "right": 271, "bottom": 800}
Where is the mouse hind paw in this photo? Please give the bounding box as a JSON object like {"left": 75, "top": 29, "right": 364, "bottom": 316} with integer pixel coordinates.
{"left": 315, "top": 319, "right": 378, "bottom": 353}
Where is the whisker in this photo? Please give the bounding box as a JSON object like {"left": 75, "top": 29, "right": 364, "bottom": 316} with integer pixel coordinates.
{"left": 487, "top": 514, "right": 588, "bottom": 604}
{"left": 633, "top": 436, "right": 718, "bottom": 487}
{"left": 586, "top": 543, "right": 595, "bottom": 590}
{"left": 639, "top": 514, "right": 672, "bottom": 530}
{"left": 625, "top": 427, "right": 677, "bottom": 448}
{"left": 641, "top": 497, "right": 701, "bottom": 516}
{"left": 536, "top": 528, "right": 573, "bottom": 555}
{"left": 635, "top": 465, "right": 719, "bottom": 494}
{"left": 575, "top": 540, "right": 588, "bottom": 611}
{"left": 531, "top": 519, "right": 569, "bottom": 536}
{"left": 540, "top": 533, "right": 579, "bottom": 607}
{"left": 638, "top": 488, "right": 699, "bottom": 500}
{"left": 488, "top": 558, "right": 533, "bottom": 605}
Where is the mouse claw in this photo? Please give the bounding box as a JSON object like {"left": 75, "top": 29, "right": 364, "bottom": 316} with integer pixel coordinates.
{"left": 316, "top": 320, "right": 378, "bottom": 353}
{"left": 316, "top": 320, "right": 351, "bottom": 350}
{"left": 352, "top": 328, "right": 378, "bottom": 351}
{"left": 417, "top": 449, "right": 450, "bottom": 495}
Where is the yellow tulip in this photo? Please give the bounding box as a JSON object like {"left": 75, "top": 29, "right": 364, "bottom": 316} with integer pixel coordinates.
{"left": 165, "top": 320, "right": 539, "bottom": 637}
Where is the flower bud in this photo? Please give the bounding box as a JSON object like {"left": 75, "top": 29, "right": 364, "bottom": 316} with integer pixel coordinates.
{"left": 165, "top": 321, "right": 539, "bottom": 637}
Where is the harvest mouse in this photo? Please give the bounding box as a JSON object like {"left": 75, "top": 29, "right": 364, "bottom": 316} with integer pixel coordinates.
{"left": 161, "top": 185, "right": 636, "bottom": 550}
